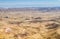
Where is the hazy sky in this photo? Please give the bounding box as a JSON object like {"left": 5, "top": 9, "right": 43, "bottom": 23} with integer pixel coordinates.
{"left": 0, "top": 0, "right": 60, "bottom": 8}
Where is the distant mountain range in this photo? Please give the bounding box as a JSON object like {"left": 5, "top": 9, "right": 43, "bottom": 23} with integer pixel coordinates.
{"left": 0, "top": 7, "right": 60, "bottom": 12}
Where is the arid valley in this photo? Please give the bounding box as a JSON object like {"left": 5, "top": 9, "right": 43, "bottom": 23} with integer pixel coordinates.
{"left": 0, "top": 8, "right": 60, "bottom": 39}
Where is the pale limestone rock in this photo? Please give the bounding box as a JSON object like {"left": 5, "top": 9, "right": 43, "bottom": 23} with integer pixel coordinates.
{"left": 5, "top": 27, "right": 12, "bottom": 33}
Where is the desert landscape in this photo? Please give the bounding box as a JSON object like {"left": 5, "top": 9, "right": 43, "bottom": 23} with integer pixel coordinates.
{"left": 0, "top": 7, "right": 60, "bottom": 39}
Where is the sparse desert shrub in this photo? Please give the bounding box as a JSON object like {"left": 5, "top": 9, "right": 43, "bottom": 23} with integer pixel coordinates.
{"left": 14, "top": 34, "right": 18, "bottom": 39}
{"left": 25, "top": 17, "right": 42, "bottom": 23}
{"left": 8, "top": 21, "right": 23, "bottom": 26}
{"left": 34, "top": 17, "right": 42, "bottom": 19}
{"left": 19, "top": 32, "right": 28, "bottom": 37}
{"left": 50, "top": 17, "right": 60, "bottom": 23}
{"left": 46, "top": 23, "right": 59, "bottom": 29}
{"left": 49, "top": 19, "right": 56, "bottom": 21}
{"left": 4, "top": 16, "right": 9, "bottom": 18}
{"left": 28, "top": 19, "right": 42, "bottom": 23}
{"left": 25, "top": 18, "right": 30, "bottom": 20}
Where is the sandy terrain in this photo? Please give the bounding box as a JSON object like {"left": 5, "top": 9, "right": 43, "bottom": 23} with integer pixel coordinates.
{"left": 0, "top": 11, "right": 60, "bottom": 39}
